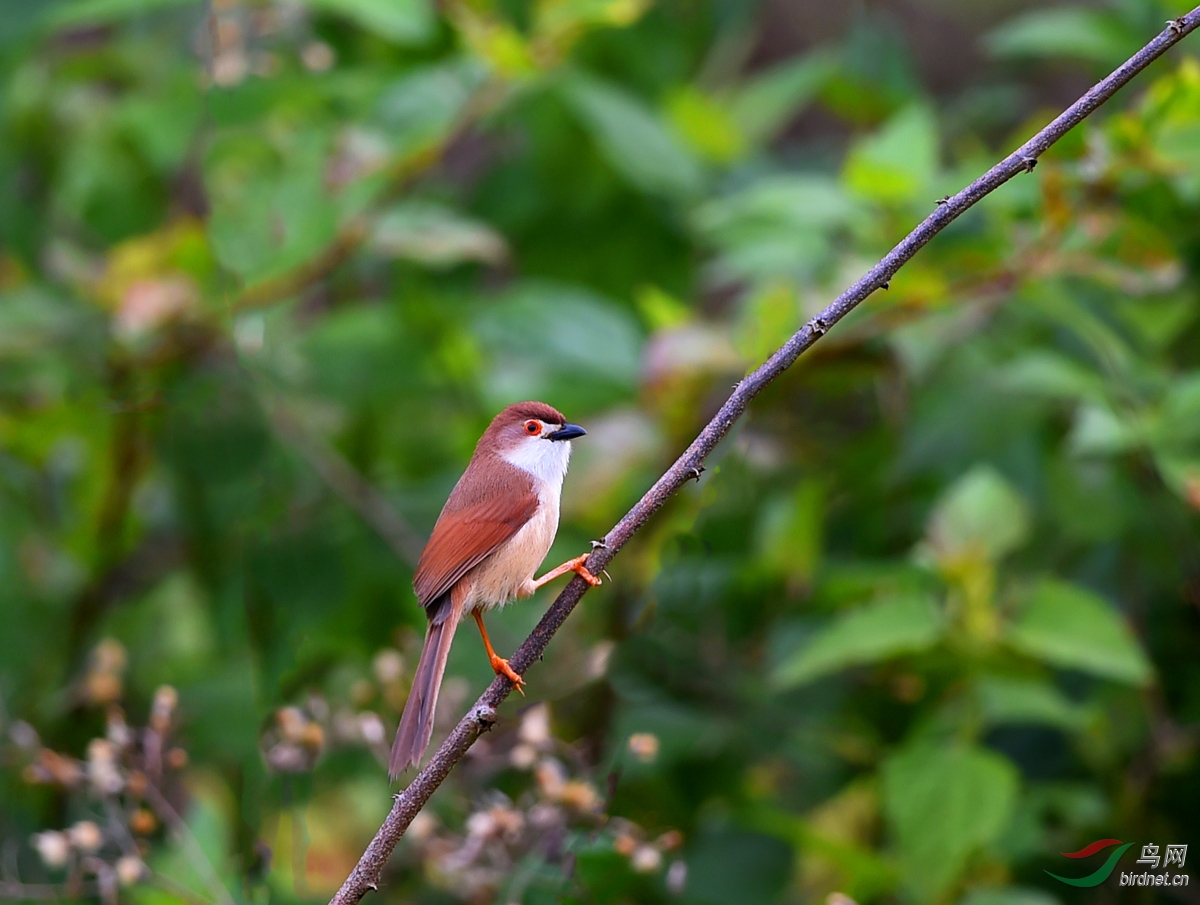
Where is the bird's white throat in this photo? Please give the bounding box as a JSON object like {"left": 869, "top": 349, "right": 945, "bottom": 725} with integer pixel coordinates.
{"left": 502, "top": 438, "right": 572, "bottom": 493}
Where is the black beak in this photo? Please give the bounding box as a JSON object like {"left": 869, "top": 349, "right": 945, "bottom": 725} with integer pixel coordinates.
{"left": 547, "top": 423, "right": 586, "bottom": 441}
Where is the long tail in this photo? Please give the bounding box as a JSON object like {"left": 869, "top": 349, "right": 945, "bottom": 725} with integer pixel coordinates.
{"left": 389, "top": 603, "right": 461, "bottom": 780}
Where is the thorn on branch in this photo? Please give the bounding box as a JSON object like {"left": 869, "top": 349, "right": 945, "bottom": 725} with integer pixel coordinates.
{"left": 472, "top": 706, "right": 497, "bottom": 729}
{"left": 366, "top": 883, "right": 378, "bottom": 892}
{"left": 590, "top": 539, "right": 608, "bottom": 550}
{"left": 1167, "top": 17, "right": 1185, "bottom": 34}
{"left": 807, "top": 317, "right": 828, "bottom": 336}
{"left": 687, "top": 465, "right": 705, "bottom": 483}
{"left": 1020, "top": 155, "right": 1038, "bottom": 173}
{"left": 935, "top": 196, "right": 950, "bottom": 206}
{"left": 879, "top": 281, "right": 890, "bottom": 290}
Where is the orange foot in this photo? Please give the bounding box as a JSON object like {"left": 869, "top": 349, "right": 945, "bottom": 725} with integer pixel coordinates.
{"left": 564, "top": 553, "right": 602, "bottom": 587}
{"left": 489, "top": 654, "right": 526, "bottom": 695}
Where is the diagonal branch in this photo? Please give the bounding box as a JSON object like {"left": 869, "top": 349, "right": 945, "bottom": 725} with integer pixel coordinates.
{"left": 329, "top": 10, "right": 1200, "bottom": 904}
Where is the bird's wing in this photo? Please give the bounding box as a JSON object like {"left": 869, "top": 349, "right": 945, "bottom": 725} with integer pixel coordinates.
{"left": 413, "top": 460, "right": 539, "bottom": 616}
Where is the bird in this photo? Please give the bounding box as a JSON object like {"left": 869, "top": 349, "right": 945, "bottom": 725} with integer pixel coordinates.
{"left": 389, "top": 401, "right": 600, "bottom": 778}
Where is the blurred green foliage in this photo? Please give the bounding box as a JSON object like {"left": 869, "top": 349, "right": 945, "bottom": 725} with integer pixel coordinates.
{"left": 1, "top": 0, "right": 1199, "bottom": 904}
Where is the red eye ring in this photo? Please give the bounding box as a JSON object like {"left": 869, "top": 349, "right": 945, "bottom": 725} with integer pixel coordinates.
{"left": 524, "top": 420, "right": 541, "bottom": 435}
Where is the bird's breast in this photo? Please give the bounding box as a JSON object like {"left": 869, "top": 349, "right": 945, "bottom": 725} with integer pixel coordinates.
{"left": 464, "top": 485, "right": 560, "bottom": 611}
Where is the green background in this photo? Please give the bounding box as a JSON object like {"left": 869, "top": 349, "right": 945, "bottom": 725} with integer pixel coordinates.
{"left": 1, "top": 0, "right": 1199, "bottom": 903}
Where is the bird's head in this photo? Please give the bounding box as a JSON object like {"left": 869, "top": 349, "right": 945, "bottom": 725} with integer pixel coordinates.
{"left": 484, "top": 401, "right": 586, "bottom": 485}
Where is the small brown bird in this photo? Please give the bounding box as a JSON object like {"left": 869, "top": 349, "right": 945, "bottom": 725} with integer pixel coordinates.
{"left": 389, "top": 401, "right": 600, "bottom": 777}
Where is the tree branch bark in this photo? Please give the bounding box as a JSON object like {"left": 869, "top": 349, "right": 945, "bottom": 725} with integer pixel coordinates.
{"left": 329, "top": 11, "right": 1200, "bottom": 904}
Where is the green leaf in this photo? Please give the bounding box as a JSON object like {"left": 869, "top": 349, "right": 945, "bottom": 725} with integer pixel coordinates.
{"left": 959, "top": 886, "right": 1061, "bottom": 905}
{"left": 755, "top": 479, "right": 823, "bottom": 585}
{"left": 976, "top": 677, "right": 1090, "bottom": 732}
{"left": 996, "top": 352, "right": 1103, "bottom": 402}
{"left": 302, "top": 0, "right": 435, "bottom": 45}
{"left": 666, "top": 86, "right": 745, "bottom": 163}
{"left": 884, "top": 743, "right": 1019, "bottom": 900}
{"left": 371, "top": 203, "right": 507, "bottom": 267}
{"left": 1152, "top": 453, "right": 1200, "bottom": 506}
{"left": 694, "top": 174, "right": 857, "bottom": 237}
{"left": 926, "top": 466, "right": 1030, "bottom": 562}
{"left": 1005, "top": 580, "right": 1153, "bottom": 686}
{"left": 1157, "top": 372, "right": 1200, "bottom": 443}
{"left": 985, "top": 8, "right": 1139, "bottom": 67}
{"left": 474, "top": 281, "right": 643, "bottom": 410}
{"left": 728, "top": 50, "right": 838, "bottom": 146}
{"left": 205, "top": 133, "right": 340, "bottom": 286}
{"left": 562, "top": 74, "right": 702, "bottom": 197}
{"left": 772, "top": 594, "right": 945, "bottom": 688}
{"left": 1067, "top": 404, "right": 1142, "bottom": 455}
{"left": 373, "top": 59, "right": 487, "bottom": 153}
{"left": 843, "top": 104, "right": 938, "bottom": 204}
{"left": 693, "top": 174, "right": 856, "bottom": 281}
{"left": 45, "top": 0, "right": 194, "bottom": 29}
{"left": 534, "top": 0, "right": 652, "bottom": 42}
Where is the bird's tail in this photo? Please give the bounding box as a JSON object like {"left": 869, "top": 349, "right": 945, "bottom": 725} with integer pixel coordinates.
{"left": 389, "top": 602, "right": 461, "bottom": 780}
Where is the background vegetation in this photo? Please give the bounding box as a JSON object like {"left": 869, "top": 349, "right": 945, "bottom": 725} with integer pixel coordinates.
{"left": 2, "top": 0, "right": 1200, "bottom": 903}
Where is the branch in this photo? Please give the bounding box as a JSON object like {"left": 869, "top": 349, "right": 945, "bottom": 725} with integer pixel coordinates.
{"left": 329, "top": 11, "right": 1200, "bottom": 904}
{"left": 0, "top": 880, "right": 101, "bottom": 901}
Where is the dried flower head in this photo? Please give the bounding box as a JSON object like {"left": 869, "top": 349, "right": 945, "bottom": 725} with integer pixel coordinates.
{"left": 372, "top": 649, "right": 404, "bottom": 685}
{"left": 115, "top": 855, "right": 147, "bottom": 886}
{"left": 87, "top": 739, "right": 123, "bottom": 795}
{"left": 628, "top": 732, "right": 659, "bottom": 763}
{"left": 68, "top": 821, "right": 104, "bottom": 852}
{"left": 150, "top": 685, "right": 178, "bottom": 733}
{"left": 630, "top": 844, "right": 663, "bottom": 873}
{"left": 518, "top": 704, "right": 550, "bottom": 747}
{"left": 32, "top": 831, "right": 70, "bottom": 868}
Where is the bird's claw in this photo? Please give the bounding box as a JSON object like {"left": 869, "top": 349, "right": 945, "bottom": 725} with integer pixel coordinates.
{"left": 490, "top": 655, "right": 526, "bottom": 695}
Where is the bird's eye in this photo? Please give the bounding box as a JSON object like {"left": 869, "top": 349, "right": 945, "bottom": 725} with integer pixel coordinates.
{"left": 525, "top": 420, "right": 541, "bottom": 435}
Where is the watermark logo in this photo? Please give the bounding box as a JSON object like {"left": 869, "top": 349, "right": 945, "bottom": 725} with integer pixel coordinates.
{"left": 1045, "top": 840, "right": 1189, "bottom": 889}
{"left": 1120, "top": 844, "right": 1189, "bottom": 888}
{"left": 1045, "top": 839, "right": 1132, "bottom": 887}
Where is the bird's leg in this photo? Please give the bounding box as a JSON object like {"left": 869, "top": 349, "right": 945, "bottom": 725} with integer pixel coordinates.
{"left": 472, "top": 610, "right": 525, "bottom": 694}
{"left": 530, "top": 553, "right": 602, "bottom": 591}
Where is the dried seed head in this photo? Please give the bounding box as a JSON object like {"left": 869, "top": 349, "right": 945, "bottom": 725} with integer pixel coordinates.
{"left": 68, "top": 821, "right": 103, "bottom": 852}
{"left": 150, "top": 685, "right": 178, "bottom": 733}
{"left": 129, "top": 809, "right": 157, "bottom": 836}
{"left": 32, "top": 831, "right": 70, "bottom": 868}
{"left": 87, "top": 739, "right": 123, "bottom": 794}
{"left": 518, "top": 704, "right": 550, "bottom": 746}
{"left": 372, "top": 650, "right": 404, "bottom": 685}
{"left": 115, "top": 856, "right": 146, "bottom": 887}
{"left": 612, "top": 832, "right": 637, "bottom": 856}
{"left": 631, "top": 845, "right": 663, "bottom": 873}
{"left": 628, "top": 733, "right": 659, "bottom": 763}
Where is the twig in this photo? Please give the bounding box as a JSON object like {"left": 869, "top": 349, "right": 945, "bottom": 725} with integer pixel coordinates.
{"left": 328, "top": 11, "right": 1200, "bottom": 905}
{"left": 0, "top": 880, "right": 101, "bottom": 900}
{"left": 142, "top": 783, "right": 235, "bottom": 905}
{"left": 265, "top": 400, "right": 425, "bottom": 567}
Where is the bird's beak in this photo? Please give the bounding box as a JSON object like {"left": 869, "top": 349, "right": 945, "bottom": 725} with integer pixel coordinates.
{"left": 546, "top": 423, "right": 586, "bottom": 441}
